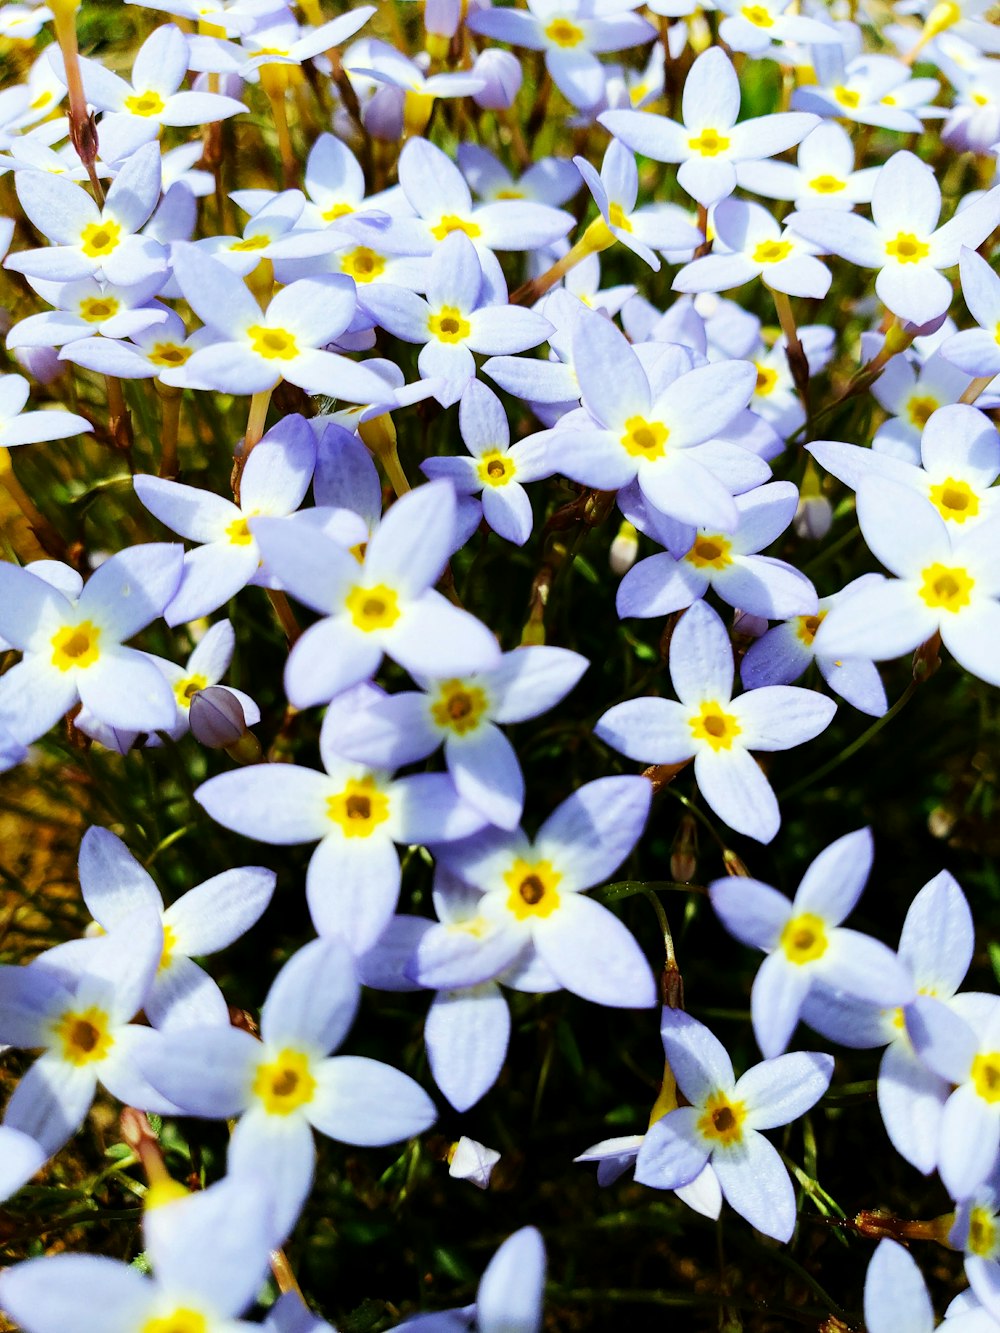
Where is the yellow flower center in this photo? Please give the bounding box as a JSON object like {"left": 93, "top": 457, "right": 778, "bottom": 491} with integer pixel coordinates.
{"left": 918, "top": 562, "right": 974, "bottom": 612}
{"left": 780, "top": 911, "right": 828, "bottom": 964}
{"left": 142, "top": 1308, "right": 208, "bottom": 1333}
{"left": 30, "top": 90, "right": 53, "bottom": 110}
{"left": 697, "top": 1091, "right": 747, "bottom": 1146}
{"left": 741, "top": 3, "right": 774, "bottom": 23}
{"left": 906, "top": 394, "right": 938, "bottom": 429}
{"left": 477, "top": 450, "right": 515, "bottom": 487}
{"left": 79, "top": 296, "right": 120, "bottom": 322}
{"left": 834, "top": 85, "right": 861, "bottom": 109}
{"left": 252, "top": 1048, "right": 317, "bottom": 1115}
{"left": 685, "top": 534, "right": 732, "bottom": 570}
{"left": 430, "top": 679, "right": 488, "bottom": 735}
{"left": 323, "top": 201, "right": 354, "bottom": 221}
{"left": 158, "top": 923, "right": 178, "bottom": 972}
{"left": 247, "top": 325, "right": 299, "bottom": 360}
{"left": 795, "top": 610, "right": 827, "bottom": 646}
{"left": 885, "top": 232, "right": 930, "bottom": 264}
{"left": 340, "top": 246, "right": 387, "bottom": 283}
{"left": 754, "top": 363, "right": 779, "bottom": 395}
{"left": 173, "top": 673, "right": 208, "bottom": 708}
{"left": 689, "top": 701, "right": 741, "bottom": 752}
{"left": 688, "top": 127, "right": 731, "bottom": 157}
{"left": 972, "top": 1053, "right": 1000, "bottom": 1103}
{"left": 544, "top": 16, "right": 585, "bottom": 46}
{"left": 53, "top": 1006, "right": 114, "bottom": 1065}
{"left": 124, "top": 89, "right": 166, "bottom": 117}
{"left": 495, "top": 188, "right": 524, "bottom": 200}
{"left": 148, "top": 342, "right": 192, "bottom": 367}
{"left": 430, "top": 214, "right": 481, "bottom": 242}
{"left": 230, "top": 233, "right": 272, "bottom": 252}
{"left": 808, "top": 174, "right": 846, "bottom": 194}
{"left": 345, "top": 582, "right": 401, "bottom": 632}
{"left": 226, "top": 516, "right": 253, "bottom": 545}
{"left": 621, "top": 415, "right": 669, "bottom": 460}
{"left": 608, "top": 201, "right": 632, "bottom": 233}
{"left": 752, "top": 238, "right": 793, "bottom": 265}
{"left": 326, "top": 776, "right": 391, "bottom": 838}
{"left": 973, "top": 91, "right": 990, "bottom": 107}
{"left": 80, "top": 220, "right": 122, "bottom": 258}
{"left": 929, "top": 477, "right": 979, "bottom": 523}
{"left": 504, "top": 858, "right": 562, "bottom": 920}
{"left": 428, "top": 305, "right": 472, "bottom": 344}
{"left": 969, "top": 1206, "right": 999, "bottom": 1257}
{"left": 51, "top": 620, "right": 101, "bottom": 671}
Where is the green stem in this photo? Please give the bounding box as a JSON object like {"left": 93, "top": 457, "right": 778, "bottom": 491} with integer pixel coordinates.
{"left": 778, "top": 680, "right": 918, "bottom": 801}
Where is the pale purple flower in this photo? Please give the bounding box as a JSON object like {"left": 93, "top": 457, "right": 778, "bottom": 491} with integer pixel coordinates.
{"left": 136, "top": 936, "right": 436, "bottom": 1241}
{"left": 596, "top": 601, "right": 836, "bottom": 844}
{"left": 324, "top": 643, "right": 587, "bottom": 831}
{"left": 425, "top": 776, "right": 657, "bottom": 1010}
{"left": 600, "top": 47, "right": 818, "bottom": 207}
{"left": 360, "top": 231, "right": 553, "bottom": 406}
{"left": 788, "top": 151, "right": 1000, "bottom": 327}
{"left": 710, "top": 827, "right": 916, "bottom": 1057}
{"left": 813, "top": 476, "right": 1000, "bottom": 686}
{"left": 196, "top": 703, "right": 487, "bottom": 952}
{"left": 6, "top": 141, "right": 168, "bottom": 286}
{"left": 635, "top": 1009, "right": 833, "bottom": 1241}
{"left": 0, "top": 544, "right": 183, "bottom": 744}
{"left": 615, "top": 481, "right": 818, "bottom": 621}
{"left": 0, "top": 1175, "right": 276, "bottom": 1333}
{"left": 674, "top": 197, "right": 830, "bottom": 299}
{"left": 251, "top": 479, "right": 500, "bottom": 708}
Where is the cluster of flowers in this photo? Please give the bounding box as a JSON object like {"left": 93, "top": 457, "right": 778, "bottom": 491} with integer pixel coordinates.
{"left": 0, "top": 0, "right": 999, "bottom": 1323}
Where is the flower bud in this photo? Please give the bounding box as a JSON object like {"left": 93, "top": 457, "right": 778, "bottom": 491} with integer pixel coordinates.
{"left": 364, "top": 84, "right": 405, "bottom": 141}
{"left": 448, "top": 1136, "right": 501, "bottom": 1189}
{"left": 425, "top": 0, "right": 461, "bottom": 39}
{"left": 471, "top": 49, "right": 522, "bottom": 110}
{"left": 189, "top": 687, "right": 262, "bottom": 763}
{"left": 609, "top": 520, "right": 639, "bottom": 575}
{"left": 670, "top": 813, "right": 698, "bottom": 883}
{"left": 14, "top": 345, "right": 68, "bottom": 386}
{"left": 793, "top": 493, "right": 833, "bottom": 541}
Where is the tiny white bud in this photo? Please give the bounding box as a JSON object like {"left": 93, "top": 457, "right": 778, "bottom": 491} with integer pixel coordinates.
{"left": 793, "top": 494, "right": 833, "bottom": 541}
{"left": 448, "top": 1136, "right": 501, "bottom": 1190}
{"left": 609, "top": 521, "right": 639, "bottom": 576}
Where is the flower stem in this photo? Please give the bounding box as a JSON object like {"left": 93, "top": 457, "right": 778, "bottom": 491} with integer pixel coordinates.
{"left": 770, "top": 287, "right": 810, "bottom": 420}
{"left": 232, "top": 387, "right": 273, "bottom": 502}
{"left": 0, "top": 447, "right": 68, "bottom": 560}
{"left": 959, "top": 374, "right": 994, "bottom": 405}
{"left": 509, "top": 217, "right": 616, "bottom": 307}
{"left": 51, "top": 0, "right": 104, "bottom": 202}
{"left": 778, "top": 679, "right": 918, "bottom": 801}
{"left": 155, "top": 383, "right": 182, "bottom": 479}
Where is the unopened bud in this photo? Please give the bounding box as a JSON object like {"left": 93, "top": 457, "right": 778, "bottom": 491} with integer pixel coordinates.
{"left": 447, "top": 1136, "right": 501, "bottom": 1189}
{"left": 793, "top": 493, "right": 833, "bottom": 541}
{"left": 609, "top": 520, "right": 639, "bottom": 575}
{"left": 13, "top": 346, "right": 67, "bottom": 386}
{"left": 189, "top": 687, "right": 261, "bottom": 763}
{"left": 425, "top": 0, "right": 461, "bottom": 39}
{"left": 722, "top": 848, "right": 750, "bottom": 877}
{"left": 670, "top": 813, "right": 698, "bottom": 883}
{"left": 364, "top": 84, "right": 405, "bottom": 141}
{"left": 912, "top": 630, "right": 941, "bottom": 683}
{"left": 471, "top": 49, "right": 522, "bottom": 110}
